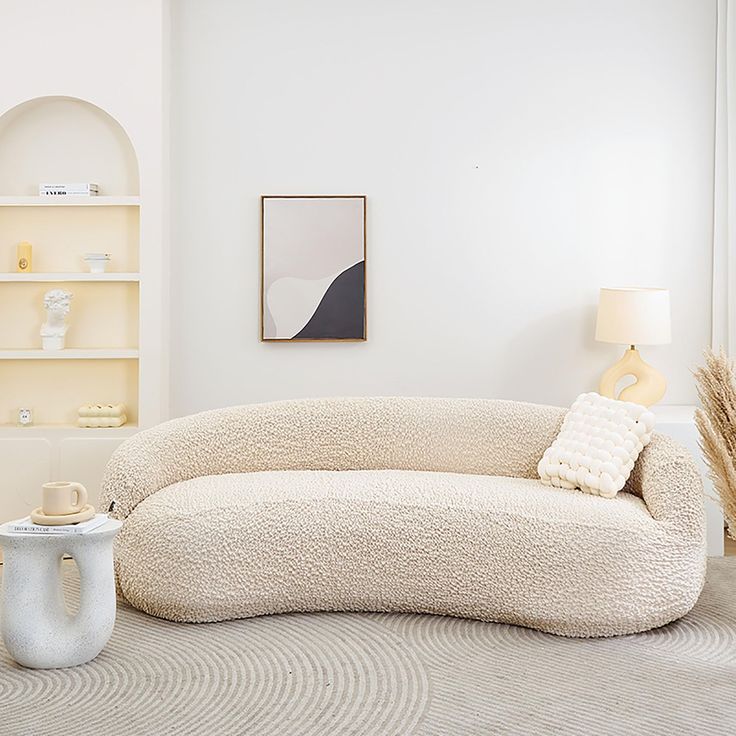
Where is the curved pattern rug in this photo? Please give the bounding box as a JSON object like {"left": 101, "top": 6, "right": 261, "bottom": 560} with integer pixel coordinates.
{"left": 1, "top": 558, "right": 734, "bottom": 735}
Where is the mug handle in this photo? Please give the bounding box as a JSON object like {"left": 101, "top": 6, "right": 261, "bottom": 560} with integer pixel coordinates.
{"left": 68, "top": 482, "right": 88, "bottom": 512}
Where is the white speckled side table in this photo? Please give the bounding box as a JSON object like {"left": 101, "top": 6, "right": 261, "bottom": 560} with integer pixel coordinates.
{"left": 0, "top": 518, "right": 121, "bottom": 669}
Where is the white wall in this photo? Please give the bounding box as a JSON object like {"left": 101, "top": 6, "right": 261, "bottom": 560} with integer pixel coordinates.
{"left": 171, "top": 0, "right": 717, "bottom": 415}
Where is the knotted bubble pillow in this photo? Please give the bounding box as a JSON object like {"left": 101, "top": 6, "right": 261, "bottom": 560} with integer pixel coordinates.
{"left": 537, "top": 392, "right": 656, "bottom": 498}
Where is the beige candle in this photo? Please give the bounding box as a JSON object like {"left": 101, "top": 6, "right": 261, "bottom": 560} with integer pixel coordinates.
{"left": 16, "top": 241, "right": 32, "bottom": 272}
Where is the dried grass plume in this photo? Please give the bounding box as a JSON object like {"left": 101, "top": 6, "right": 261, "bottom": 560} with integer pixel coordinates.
{"left": 694, "top": 347, "right": 736, "bottom": 539}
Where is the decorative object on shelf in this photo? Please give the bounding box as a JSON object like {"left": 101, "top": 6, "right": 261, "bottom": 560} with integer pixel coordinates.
{"left": 40, "top": 288, "right": 72, "bottom": 350}
{"left": 16, "top": 407, "right": 33, "bottom": 426}
{"left": 39, "top": 182, "right": 99, "bottom": 197}
{"left": 694, "top": 348, "right": 736, "bottom": 540}
{"left": 16, "top": 241, "right": 32, "bottom": 272}
{"left": 78, "top": 403, "right": 127, "bottom": 428}
{"left": 595, "top": 287, "right": 671, "bottom": 406}
{"left": 82, "top": 252, "right": 111, "bottom": 273}
{"left": 0, "top": 517, "right": 121, "bottom": 668}
{"left": 537, "top": 391, "right": 655, "bottom": 498}
{"left": 261, "top": 195, "right": 366, "bottom": 341}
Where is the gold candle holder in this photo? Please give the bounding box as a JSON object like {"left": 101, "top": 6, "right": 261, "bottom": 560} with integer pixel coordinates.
{"left": 16, "top": 242, "right": 32, "bottom": 272}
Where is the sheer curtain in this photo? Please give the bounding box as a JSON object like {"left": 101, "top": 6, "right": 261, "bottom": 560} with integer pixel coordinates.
{"left": 713, "top": 0, "right": 736, "bottom": 351}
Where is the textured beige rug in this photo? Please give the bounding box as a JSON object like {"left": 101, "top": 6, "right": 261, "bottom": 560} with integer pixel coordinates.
{"left": 0, "top": 558, "right": 734, "bottom": 736}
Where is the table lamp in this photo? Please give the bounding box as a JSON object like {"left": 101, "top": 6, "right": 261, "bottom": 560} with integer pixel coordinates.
{"left": 595, "top": 287, "right": 671, "bottom": 406}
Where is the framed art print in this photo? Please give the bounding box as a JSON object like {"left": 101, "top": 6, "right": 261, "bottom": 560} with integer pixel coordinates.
{"left": 261, "top": 195, "right": 366, "bottom": 341}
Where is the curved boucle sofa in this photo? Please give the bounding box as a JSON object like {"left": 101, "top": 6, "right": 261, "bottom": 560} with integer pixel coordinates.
{"left": 100, "top": 397, "right": 707, "bottom": 638}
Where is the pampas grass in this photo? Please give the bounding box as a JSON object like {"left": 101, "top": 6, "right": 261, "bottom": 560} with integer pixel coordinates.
{"left": 694, "top": 348, "right": 736, "bottom": 539}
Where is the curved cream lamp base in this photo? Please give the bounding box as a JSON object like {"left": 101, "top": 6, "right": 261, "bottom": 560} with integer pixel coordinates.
{"left": 598, "top": 347, "right": 666, "bottom": 407}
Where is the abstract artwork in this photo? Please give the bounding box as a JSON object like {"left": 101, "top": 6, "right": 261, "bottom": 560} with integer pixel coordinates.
{"left": 261, "top": 195, "right": 366, "bottom": 341}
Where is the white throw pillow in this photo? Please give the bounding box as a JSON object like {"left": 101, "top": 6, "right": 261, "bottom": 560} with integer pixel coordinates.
{"left": 537, "top": 392, "right": 656, "bottom": 498}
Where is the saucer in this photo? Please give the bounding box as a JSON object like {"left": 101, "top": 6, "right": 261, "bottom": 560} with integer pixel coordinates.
{"left": 30, "top": 504, "right": 95, "bottom": 526}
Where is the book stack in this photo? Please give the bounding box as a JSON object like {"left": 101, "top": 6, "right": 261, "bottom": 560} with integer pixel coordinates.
{"left": 39, "top": 183, "right": 99, "bottom": 197}
{"left": 8, "top": 514, "right": 108, "bottom": 535}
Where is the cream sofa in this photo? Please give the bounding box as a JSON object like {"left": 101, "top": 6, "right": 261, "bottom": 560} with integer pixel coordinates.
{"left": 100, "top": 397, "right": 707, "bottom": 638}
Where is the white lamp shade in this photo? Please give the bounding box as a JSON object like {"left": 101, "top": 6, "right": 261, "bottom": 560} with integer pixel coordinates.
{"left": 595, "top": 287, "right": 671, "bottom": 346}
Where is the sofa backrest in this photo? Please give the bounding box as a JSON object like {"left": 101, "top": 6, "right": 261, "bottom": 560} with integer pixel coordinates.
{"left": 101, "top": 397, "right": 567, "bottom": 519}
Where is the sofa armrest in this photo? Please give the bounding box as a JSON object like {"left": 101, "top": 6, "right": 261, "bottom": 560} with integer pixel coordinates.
{"left": 100, "top": 431, "right": 169, "bottom": 521}
{"left": 627, "top": 433, "right": 707, "bottom": 542}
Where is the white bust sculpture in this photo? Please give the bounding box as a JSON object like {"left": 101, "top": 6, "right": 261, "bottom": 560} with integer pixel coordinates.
{"left": 41, "top": 289, "right": 73, "bottom": 350}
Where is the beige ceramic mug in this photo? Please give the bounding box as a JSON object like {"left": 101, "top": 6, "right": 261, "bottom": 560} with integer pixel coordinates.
{"left": 42, "top": 481, "right": 88, "bottom": 516}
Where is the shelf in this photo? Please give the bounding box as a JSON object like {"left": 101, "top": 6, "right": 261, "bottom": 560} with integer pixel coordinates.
{"left": 0, "top": 423, "right": 139, "bottom": 437}
{"left": 0, "top": 196, "right": 140, "bottom": 207}
{"left": 0, "top": 272, "right": 140, "bottom": 282}
{"left": 0, "top": 349, "right": 139, "bottom": 360}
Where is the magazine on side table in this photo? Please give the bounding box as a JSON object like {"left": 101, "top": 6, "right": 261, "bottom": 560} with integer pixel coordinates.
{"left": 7, "top": 514, "right": 109, "bottom": 535}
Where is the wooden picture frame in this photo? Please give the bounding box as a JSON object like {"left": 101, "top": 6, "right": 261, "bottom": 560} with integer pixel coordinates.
{"left": 260, "top": 195, "right": 367, "bottom": 342}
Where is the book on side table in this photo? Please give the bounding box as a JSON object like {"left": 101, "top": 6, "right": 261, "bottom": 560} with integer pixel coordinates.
{"left": 7, "top": 514, "right": 109, "bottom": 535}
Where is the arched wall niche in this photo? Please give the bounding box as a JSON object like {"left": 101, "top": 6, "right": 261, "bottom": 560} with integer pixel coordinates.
{"left": 0, "top": 96, "right": 139, "bottom": 195}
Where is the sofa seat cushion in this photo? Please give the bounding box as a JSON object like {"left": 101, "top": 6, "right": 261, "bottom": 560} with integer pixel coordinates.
{"left": 115, "top": 469, "right": 704, "bottom": 637}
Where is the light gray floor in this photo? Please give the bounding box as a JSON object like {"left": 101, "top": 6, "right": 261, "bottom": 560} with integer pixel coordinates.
{"left": 1, "top": 559, "right": 734, "bottom": 735}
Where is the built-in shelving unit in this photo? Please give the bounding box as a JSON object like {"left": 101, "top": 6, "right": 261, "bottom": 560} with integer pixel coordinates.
{"left": 0, "top": 196, "right": 140, "bottom": 206}
{"left": 0, "top": 96, "right": 141, "bottom": 430}
{"left": 0, "top": 94, "right": 164, "bottom": 526}
{"left": 0, "top": 272, "right": 140, "bottom": 282}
